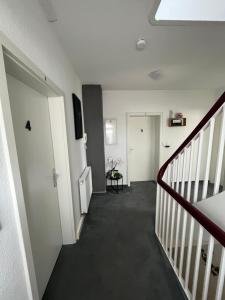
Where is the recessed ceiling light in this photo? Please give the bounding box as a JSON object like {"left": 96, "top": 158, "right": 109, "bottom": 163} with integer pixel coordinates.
{"left": 136, "top": 38, "right": 146, "bottom": 51}
{"left": 148, "top": 70, "right": 162, "bottom": 80}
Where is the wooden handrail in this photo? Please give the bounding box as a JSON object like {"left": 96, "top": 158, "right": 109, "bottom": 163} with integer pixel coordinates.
{"left": 157, "top": 92, "right": 225, "bottom": 247}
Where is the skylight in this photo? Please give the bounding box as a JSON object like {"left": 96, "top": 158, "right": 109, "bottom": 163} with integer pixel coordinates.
{"left": 155, "top": 0, "right": 225, "bottom": 22}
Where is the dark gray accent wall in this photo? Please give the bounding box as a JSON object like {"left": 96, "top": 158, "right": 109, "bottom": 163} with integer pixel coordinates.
{"left": 82, "top": 85, "right": 106, "bottom": 193}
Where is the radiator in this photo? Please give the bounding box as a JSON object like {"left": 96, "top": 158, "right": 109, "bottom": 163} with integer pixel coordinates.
{"left": 79, "top": 166, "right": 93, "bottom": 214}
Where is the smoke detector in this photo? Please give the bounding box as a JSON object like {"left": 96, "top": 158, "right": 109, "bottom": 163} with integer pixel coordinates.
{"left": 136, "top": 38, "right": 146, "bottom": 50}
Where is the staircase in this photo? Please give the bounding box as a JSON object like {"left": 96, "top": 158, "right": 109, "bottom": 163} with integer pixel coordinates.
{"left": 156, "top": 93, "right": 225, "bottom": 300}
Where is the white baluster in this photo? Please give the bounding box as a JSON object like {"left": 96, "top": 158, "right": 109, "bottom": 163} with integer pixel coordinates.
{"left": 169, "top": 158, "right": 177, "bottom": 260}
{"left": 174, "top": 154, "right": 182, "bottom": 267}
{"left": 178, "top": 149, "right": 187, "bottom": 277}
{"left": 187, "top": 141, "right": 194, "bottom": 202}
{"left": 202, "top": 235, "right": 215, "bottom": 300}
{"left": 158, "top": 187, "right": 163, "bottom": 241}
{"left": 184, "top": 217, "right": 195, "bottom": 290}
{"left": 155, "top": 184, "right": 160, "bottom": 235}
{"left": 162, "top": 168, "right": 169, "bottom": 246}
{"left": 179, "top": 212, "right": 187, "bottom": 279}
{"left": 193, "top": 130, "right": 203, "bottom": 203}
{"left": 202, "top": 118, "right": 215, "bottom": 200}
{"left": 185, "top": 133, "right": 203, "bottom": 290}
{"left": 215, "top": 247, "right": 225, "bottom": 300}
{"left": 183, "top": 141, "right": 194, "bottom": 288}
{"left": 181, "top": 149, "right": 187, "bottom": 198}
{"left": 175, "top": 154, "right": 181, "bottom": 194}
{"left": 174, "top": 203, "right": 181, "bottom": 269}
{"left": 214, "top": 105, "right": 225, "bottom": 195}
{"left": 192, "top": 225, "right": 204, "bottom": 300}
{"left": 165, "top": 164, "right": 172, "bottom": 253}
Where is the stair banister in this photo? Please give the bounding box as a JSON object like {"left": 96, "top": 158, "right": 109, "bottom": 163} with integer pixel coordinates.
{"left": 157, "top": 92, "right": 225, "bottom": 248}
{"left": 156, "top": 92, "right": 225, "bottom": 300}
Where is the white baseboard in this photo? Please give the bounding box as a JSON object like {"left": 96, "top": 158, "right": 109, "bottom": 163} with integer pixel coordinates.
{"left": 76, "top": 214, "right": 85, "bottom": 240}
{"left": 93, "top": 190, "right": 106, "bottom": 194}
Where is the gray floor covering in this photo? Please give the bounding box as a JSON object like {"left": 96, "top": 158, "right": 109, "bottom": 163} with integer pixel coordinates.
{"left": 43, "top": 181, "right": 186, "bottom": 300}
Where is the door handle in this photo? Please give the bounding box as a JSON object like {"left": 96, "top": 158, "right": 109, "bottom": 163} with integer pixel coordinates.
{"left": 52, "top": 168, "right": 59, "bottom": 188}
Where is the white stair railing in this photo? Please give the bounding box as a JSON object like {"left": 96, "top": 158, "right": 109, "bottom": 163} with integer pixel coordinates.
{"left": 156, "top": 93, "right": 225, "bottom": 300}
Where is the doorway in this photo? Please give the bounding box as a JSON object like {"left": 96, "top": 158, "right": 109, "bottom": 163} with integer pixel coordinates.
{"left": 6, "top": 74, "right": 62, "bottom": 297}
{"left": 127, "top": 113, "right": 161, "bottom": 184}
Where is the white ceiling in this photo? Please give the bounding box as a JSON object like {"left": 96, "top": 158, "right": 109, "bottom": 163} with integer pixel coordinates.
{"left": 47, "top": 0, "right": 225, "bottom": 90}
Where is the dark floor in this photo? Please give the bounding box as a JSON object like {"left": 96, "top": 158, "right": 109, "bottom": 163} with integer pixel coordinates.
{"left": 43, "top": 182, "right": 186, "bottom": 300}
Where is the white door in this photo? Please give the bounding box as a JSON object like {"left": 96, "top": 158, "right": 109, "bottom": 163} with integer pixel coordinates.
{"left": 7, "top": 74, "right": 62, "bottom": 298}
{"left": 128, "top": 115, "right": 159, "bottom": 182}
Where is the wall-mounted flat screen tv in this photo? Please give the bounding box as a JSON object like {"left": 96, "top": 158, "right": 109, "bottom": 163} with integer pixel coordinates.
{"left": 72, "top": 93, "right": 83, "bottom": 139}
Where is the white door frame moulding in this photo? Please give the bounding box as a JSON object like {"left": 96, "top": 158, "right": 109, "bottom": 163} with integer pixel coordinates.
{"left": 0, "top": 32, "right": 76, "bottom": 300}
{"left": 126, "top": 112, "right": 163, "bottom": 187}
{"left": 48, "top": 97, "right": 76, "bottom": 245}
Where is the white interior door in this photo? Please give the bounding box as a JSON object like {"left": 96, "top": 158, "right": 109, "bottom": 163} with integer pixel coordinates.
{"left": 128, "top": 115, "right": 159, "bottom": 182}
{"left": 7, "top": 74, "right": 62, "bottom": 298}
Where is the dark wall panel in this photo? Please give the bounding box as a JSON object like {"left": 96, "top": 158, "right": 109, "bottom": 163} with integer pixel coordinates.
{"left": 82, "top": 85, "right": 106, "bottom": 192}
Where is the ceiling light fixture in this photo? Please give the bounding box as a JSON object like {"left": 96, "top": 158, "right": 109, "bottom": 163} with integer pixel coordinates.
{"left": 148, "top": 70, "right": 162, "bottom": 80}
{"left": 136, "top": 38, "right": 146, "bottom": 51}
{"left": 39, "top": 0, "right": 58, "bottom": 23}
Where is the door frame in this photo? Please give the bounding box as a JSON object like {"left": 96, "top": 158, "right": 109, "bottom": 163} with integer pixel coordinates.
{"left": 0, "top": 32, "right": 76, "bottom": 299}
{"left": 126, "top": 112, "right": 163, "bottom": 187}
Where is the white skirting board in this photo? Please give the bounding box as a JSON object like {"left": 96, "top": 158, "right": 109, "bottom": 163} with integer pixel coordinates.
{"left": 76, "top": 215, "right": 85, "bottom": 240}
{"left": 79, "top": 166, "right": 93, "bottom": 214}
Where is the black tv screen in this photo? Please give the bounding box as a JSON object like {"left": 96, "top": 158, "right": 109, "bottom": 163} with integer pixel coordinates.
{"left": 72, "top": 93, "right": 83, "bottom": 139}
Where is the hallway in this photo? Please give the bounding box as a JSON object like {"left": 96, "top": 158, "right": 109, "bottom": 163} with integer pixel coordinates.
{"left": 43, "top": 182, "right": 186, "bottom": 300}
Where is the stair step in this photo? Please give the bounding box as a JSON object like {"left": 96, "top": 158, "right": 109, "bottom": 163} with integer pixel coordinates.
{"left": 195, "top": 190, "right": 225, "bottom": 231}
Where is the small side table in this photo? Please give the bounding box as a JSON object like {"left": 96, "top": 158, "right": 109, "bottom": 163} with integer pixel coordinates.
{"left": 106, "top": 172, "right": 123, "bottom": 193}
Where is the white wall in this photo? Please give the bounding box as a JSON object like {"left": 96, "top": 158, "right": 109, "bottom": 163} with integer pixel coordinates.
{"left": 0, "top": 0, "right": 86, "bottom": 299}
{"left": 0, "top": 133, "right": 29, "bottom": 300}
{"left": 103, "top": 90, "right": 217, "bottom": 184}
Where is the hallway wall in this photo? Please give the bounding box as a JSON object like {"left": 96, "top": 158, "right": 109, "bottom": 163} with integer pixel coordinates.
{"left": 0, "top": 0, "right": 86, "bottom": 299}
{"left": 82, "top": 85, "right": 106, "bottom": 193}
{"left": 103, "top": 90, "right": 217, "bottom": 184}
